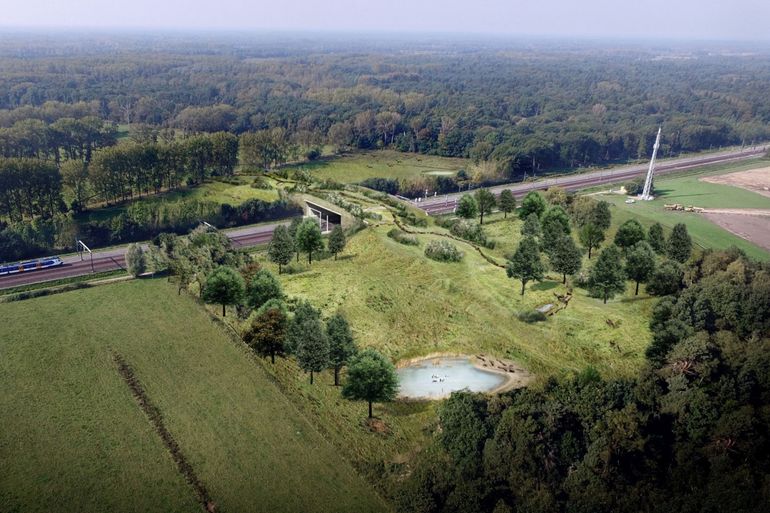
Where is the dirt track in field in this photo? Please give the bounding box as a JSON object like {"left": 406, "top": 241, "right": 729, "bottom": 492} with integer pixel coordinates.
{"left": 701, "top": 166, "right": 770, "bottom": 198}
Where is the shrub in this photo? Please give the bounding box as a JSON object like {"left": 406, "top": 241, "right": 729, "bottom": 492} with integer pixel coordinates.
{"left": 360, "top": 177, "right": 400, "bottom": 195}
{"left": 448, "top": 219, "right": 495, "bottom": 248}
{"left": 387, "top": 228, "right": 419, "bottom": 246}
{"left": 516, "top": 310, "right": 547, "bottom": 323}
{"left": 304, "top": 147, "right": 322, "bottom": 161}
{"left": 424, "top": 240, "right": 464, "bottom": 262}
{"left": 250, "top": 176, "right": 272, "bottom": 189}
{"left": 398, "top": 211, "right": 429, "bottom": 227}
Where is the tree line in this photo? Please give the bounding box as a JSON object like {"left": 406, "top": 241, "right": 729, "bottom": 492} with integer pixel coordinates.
{"left": 2, "top": 34, "right": 770, "bottom": 186}
{"left": 135, "top": 222, "right": 397, "bottom": 419}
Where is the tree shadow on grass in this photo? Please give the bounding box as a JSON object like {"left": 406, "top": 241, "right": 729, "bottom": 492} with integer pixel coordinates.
{"left": 531, "top": 281, "right": 560, "bottom": 292}
{"left": 386, "top": 399, "right": 433, "bottom": 417}
{"left": 654, "top": 188, "right": 716, "bottom": 201}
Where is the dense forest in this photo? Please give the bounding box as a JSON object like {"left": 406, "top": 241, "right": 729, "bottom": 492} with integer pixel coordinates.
{"left": 3, "top": 33, "right": 770, "bottom": 167}
{"left": 2, "top": 33, "right": 770, "bottom": 260}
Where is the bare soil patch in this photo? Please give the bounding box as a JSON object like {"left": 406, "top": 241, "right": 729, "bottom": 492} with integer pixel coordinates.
{"left": 703, "top": 211, "right": 770, "bottom": 251}
{"left": 701, "top": 166, "right": 770, "bottom": 198}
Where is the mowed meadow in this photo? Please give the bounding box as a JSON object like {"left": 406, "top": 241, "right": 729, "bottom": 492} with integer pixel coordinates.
{"left": 600, "top": 160, "right": 770, "bottom": 261}
{"left": 0, "top": 280, "right": 388, "bottom": 513}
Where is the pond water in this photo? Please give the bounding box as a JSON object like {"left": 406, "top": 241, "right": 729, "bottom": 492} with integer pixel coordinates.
{"left": 397, "top": 357, "right": 508, "bottom": 399}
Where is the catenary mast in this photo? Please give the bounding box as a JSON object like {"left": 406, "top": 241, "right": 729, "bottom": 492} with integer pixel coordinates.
{"left": 640, "top": 127, "right": 661, "bottom": 201}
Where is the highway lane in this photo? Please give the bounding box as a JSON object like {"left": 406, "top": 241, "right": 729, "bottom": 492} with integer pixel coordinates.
{"left": 0, "top": 221, "right": 288, "bottom": 290}
{"left": 413, "top": 146, "right": 768, "bottom": 216}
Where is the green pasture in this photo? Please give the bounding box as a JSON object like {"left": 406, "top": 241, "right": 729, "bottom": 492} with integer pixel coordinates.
{"left": 598, "top": 160, "right": 770, "bottom": 260}
{"left": 282, "top": 150, "right": 468, "bottom": 183}
{"left": 0, "top": 280, "right": 387, "bottom": 513}
{"left": 79, "top": 177, "right": 280, "bottom": 223}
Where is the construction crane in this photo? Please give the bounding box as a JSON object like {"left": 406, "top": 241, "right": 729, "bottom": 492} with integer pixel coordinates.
{"left": 639, "top": 127, "right": 661, "bottom": 201}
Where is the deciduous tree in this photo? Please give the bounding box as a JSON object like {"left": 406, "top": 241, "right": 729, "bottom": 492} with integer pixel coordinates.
{"left": 498, "top": 189, "right": 516, "bottom": 218}
{"left": 646, "top": 259, "right": 684, "bottom": 296}
{"left": 202, "top": 266, "right": 245, "bottom": 316}
{"left": 245, "top": 269, "right": 283, "bottom": 310}
{"left": 342, "top": 349, "right": 398, "bottom": 418}
{"left": 327, "top": 225, "right": 347, "bottom": 260}
{"left": 587, "top": 245, "right": 626, "bottom": 303}
{"left": 614, "top": 219, "right": 646, "bottom": 251}
{"left": 648, "top": 222, "right": 666, "bottom": 254}
{"left": 521, "top": 212, "right": 542, "bottom": 239}
{"left": 506, "top": 236, "right": 546, "bottom": 295}
{"left": 592, "top": 200, "right": 612, "bottom": 230}
{"left": 295, "top": 218, "right": 324, "bottom": 264}
{"left": 625, "top": 241, "right": 656, "bottom": 295}
{"left": 243, "top": 306, "right": 287, "bottom": 363}
{"left": 327, "top": 313, "right": 358, "bottom": 386}
{"left": 125, "top": 243, "right": 147, "bottom": 277}
{"left": 474, "top": 189, "right": 496, "bottom": 224}
{"left": 294, "top": 316, "right": 329, "bottom": 384}
{"left": 550, "top": 235, "right": 582, "bottom": 283}
{"left": 518, "top": 191, "right": 547, "bottom": 220}
{"left": 667, "top": 223, "right": 692, "bottom": 263}
{"left": 456, "top": 194, "right": 478, "bottom": 219}
{"left": 579, "top": 223, "right": 605, "bottom": 259}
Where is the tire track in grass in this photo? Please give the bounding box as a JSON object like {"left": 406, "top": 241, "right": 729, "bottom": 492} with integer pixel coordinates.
{"left": 112, "top": 352, "right": 216, "bottom": 513}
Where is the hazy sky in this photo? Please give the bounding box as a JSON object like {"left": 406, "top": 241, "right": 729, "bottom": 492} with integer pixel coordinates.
{"left": 2, "top": 0, "right": 768, "bottom": 40}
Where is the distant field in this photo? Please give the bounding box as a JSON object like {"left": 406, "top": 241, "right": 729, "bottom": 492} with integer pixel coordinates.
{"left": 79, "top": 177, "right": 280, "bottom": 223}
{"left": 0, "top": 280, "right": 387, "bottom": 513}
{"left": 282, "top": 150, "right": 468, "bottom": 183}
{"left": 599, "top": 160, "right": 770, "bottom": 260}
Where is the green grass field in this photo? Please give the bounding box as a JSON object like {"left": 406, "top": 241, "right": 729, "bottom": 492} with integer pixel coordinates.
{"left": 0, "top": 280, "right": 387, "bottom": 513}
{"left": 79, "top": 177, "right": 280, "bottom": 223}
{"left": 262, "top": 214, "right": 653, "bottom": 379}
{"left": 598, "top": 160, "right": 770, "bottom": 261}
{"left": 282, "top": 150, "right": 468, "bottom": 183}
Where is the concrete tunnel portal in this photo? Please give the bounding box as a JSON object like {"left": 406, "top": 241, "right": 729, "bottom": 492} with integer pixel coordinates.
{"left": 304, "top": 200, "right": 342, "bottom": 233}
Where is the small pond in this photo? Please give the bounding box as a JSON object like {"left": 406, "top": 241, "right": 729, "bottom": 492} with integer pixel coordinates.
{"left": 397, "top": 357, "right": 508, "bottom": 399}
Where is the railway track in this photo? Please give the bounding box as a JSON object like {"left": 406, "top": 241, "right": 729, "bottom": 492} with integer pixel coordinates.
{"left": 2, "top": 146, "right": 766, "bottom": 290}
{"left": 0, "top": 223, "right": 284, "bottom": 290}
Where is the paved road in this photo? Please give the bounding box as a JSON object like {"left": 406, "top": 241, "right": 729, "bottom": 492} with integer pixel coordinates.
{"left": 0, "top": 221, "right": 288, "bottom": 290}
{"left": 412, "top": 146, "right": 769, "bottom": 215}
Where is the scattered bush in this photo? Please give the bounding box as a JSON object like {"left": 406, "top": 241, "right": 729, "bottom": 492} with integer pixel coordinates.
{"left": 387, "top": 228, "right": 419, "bottom": 246}
{"left": 398, "top": 211, "right": 429, "bottom": 227}
{"left": 304, "top": 147, "right": 322, "bottom": 161}
{"left": 250, "top": 176, "right": 272, "bottom": 189}
{"left": 516, "top": 310, "right": 547, "bottom": 323}
{"left": 424, "top": 240, "right": 464, "bottom": 262}
{"left": 448, "top": 219, "right": 495, "bottom": 248}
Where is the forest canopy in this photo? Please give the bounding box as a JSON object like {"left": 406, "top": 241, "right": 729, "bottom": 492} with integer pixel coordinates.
{"left": 1, "top": 33, "right": 770, "bottom": 174}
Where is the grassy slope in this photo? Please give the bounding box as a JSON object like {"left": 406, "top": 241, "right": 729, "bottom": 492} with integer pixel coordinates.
{"left": 270, "top": 216, "right": 652, "bottom": 379}
{"left": 0, "top": 280, "right": 387, "bottom": 513}
{"left": 598, "top": 160, "right": 770, "bottom": 261}
{"left": 282, "top": 150, "right": 468, "bottom": 183}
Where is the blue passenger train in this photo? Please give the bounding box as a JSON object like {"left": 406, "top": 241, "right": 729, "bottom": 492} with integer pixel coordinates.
{"left": 0, "top": 256, "right": 64, "bottom": 276}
